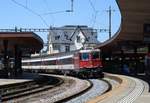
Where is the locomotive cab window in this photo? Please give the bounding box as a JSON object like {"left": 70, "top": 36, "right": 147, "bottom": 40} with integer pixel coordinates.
{"left": 92, "top": 52, "right": 100, "bottom": 59}
{"left": 80, "top": 53, "right": 89, "bottom": 61}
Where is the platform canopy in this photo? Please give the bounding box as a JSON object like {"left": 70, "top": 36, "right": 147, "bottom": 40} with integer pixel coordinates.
{"left": 0, "top": 32, "right": 43, "bottom": 57}
{"left": 97, "top": 0, "right": 150, "bottom": 53}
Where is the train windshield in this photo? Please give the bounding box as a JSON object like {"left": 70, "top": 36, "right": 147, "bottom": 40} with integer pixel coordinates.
{"left": 80, "top": 53, "right": 89, "bottom": 61}
{"left": 92, "top": 52, "right": 100, "bottom": 59}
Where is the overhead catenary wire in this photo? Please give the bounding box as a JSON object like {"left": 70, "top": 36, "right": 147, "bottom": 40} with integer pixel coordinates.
{"left": 10, "top": 0, "right": 106, "bottom": 33}
{"left": 42, "top": 0, "right": 51, "bottom": 11}
{"left": 42, "top": 0, "right": 74, "bottom": 15}
{"left": 42, "top": 10, "right": 70, "bottom": 15}
{"left": 91, "top": 11, "right": 99, "bottom": 28}
{"left": 88, "top": 0, "right": 97, "bottom": 13}
{"left": 42, "top": 0, "right": 55, "bottom": 25}
{"left": 88, "top": 0, "right": 99, "bottom": 29}
{"left": 70, "top": 0, "right": 74, "bottom": 12}
{"left": 0, "top": 27, "right": 103, "bottom": 33}
{"left": 11, "top": 0, "right": 49, "bottom": 27}
{"left": 26, "top": 0, "right": 27, "bottom": 8}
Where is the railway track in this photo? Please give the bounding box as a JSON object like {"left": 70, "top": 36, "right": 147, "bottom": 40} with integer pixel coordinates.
{"left": 2, "top": 74, "right": 63, "bottom": 103}
{"left": 20, "top": 75, "right": 110, "bottom": 103}
{"left": 5, "top": 74, "right": 90, "bottom": 103}
{"left": 2, "top": 74, "right": 117, "bottom": 103}
{"left": 3, "top": 73, "right": 146, "bottom": 103}
{"left": 65, "top": 79, "right": 110, "bottom": 103}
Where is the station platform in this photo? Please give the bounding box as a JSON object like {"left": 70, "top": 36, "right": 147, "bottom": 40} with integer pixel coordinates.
{"left": 0, "top": 79, "right": 30, "bottom": 86}
{"left": 135, "top": 95, "right": 150, "bottom": 103}
{"left": 0, "top": 72, "right": 39, "bottom": 86}
{"left": 134, "top": 74, "right": 150, "bottom": 103}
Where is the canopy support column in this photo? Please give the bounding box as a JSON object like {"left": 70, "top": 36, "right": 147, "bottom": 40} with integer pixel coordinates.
{"left": 134, "top": 47, "right": 138, "bottom": 75}
{"left": 3, "top": 40, "right": 9, "bottom": 78}
{"left": 14, "top": 45, "right": 22, "bottom": 76}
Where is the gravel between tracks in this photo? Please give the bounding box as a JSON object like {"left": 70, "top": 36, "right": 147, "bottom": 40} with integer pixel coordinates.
{"left": 66, "top": 79, "right": 109, "bottom": 103}
{"left": 16, "top": 74, "right": 91, "bottom": 103}
{"left": 103, "top": 78, "right": 119, "bottom": 89}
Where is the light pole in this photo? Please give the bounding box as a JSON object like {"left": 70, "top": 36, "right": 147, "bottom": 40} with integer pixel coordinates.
{"left": 107, "top": 6, "right": 115, "bottom": 39}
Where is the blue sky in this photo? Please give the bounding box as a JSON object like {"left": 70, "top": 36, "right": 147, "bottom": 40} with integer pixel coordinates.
{"left": 0, "top": 0, "right": 121, "bottom": 43}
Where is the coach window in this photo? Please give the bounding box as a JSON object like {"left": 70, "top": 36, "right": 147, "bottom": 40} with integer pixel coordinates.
{"left": 65, "top": 45, "right": 70, "bottom": 52}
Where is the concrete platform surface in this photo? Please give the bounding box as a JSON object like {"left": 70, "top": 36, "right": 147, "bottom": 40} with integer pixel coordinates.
{"left": 0, "top": 72, "right": 39, "bottom": 86}
{"left": 135, "top": 94, "right": 150, "bottom": 103}
{"left": 0, "top": 79, "right": 31, "bottom": 86}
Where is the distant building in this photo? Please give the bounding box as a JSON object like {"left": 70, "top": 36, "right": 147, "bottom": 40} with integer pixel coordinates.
{"left": 47, "top": 25, "right": 99, "bottom": 54}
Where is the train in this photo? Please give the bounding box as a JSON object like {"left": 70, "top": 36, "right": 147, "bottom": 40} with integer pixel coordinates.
{"left": 22, "top": 49, "right": 103, "bottom": 78}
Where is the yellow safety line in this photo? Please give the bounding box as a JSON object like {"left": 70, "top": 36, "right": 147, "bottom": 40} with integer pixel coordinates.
{"left": 87, "top": 74, "right": 128, "bottom": 103}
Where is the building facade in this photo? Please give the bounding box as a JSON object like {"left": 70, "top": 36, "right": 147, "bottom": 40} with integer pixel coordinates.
{"left": 47, "top": 25, "right": 99, "bottom": 54}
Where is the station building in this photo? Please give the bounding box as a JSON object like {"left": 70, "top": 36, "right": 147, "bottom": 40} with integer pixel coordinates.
{"left": 47, "top": 25, "right": 99, "bottom": 54}
{"left": 97, "top": 0, "right": 150, "bottom": 74}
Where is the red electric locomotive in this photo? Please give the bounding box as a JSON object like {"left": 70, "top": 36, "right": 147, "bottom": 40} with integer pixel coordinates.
{"left": 74, "top": 49, "right": 103, "bottom": 78}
